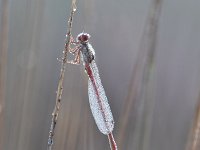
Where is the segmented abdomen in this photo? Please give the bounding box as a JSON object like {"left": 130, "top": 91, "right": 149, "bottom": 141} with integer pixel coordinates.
{"left": 86, "top": 61, "right": 114, "bottom": 135}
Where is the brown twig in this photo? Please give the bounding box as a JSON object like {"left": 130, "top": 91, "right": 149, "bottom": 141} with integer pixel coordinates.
{"left": 47, "top": 0, "right": 77, "bottom": 150}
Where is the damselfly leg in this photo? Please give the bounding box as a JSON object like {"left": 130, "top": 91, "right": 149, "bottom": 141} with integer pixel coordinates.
{"left": 67, "top": 36, "right": 81, "bottom": 65}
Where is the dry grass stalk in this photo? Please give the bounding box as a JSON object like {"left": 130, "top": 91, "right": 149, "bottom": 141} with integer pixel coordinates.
{"left": 47, "top": 0, "right": 77, "bottom": 149}
{"left": 117, "top": 0, "right": 163, "bottom": 149}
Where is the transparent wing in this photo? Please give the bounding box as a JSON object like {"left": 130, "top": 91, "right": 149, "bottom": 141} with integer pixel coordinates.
{"left": 87, "top": 61, "right": 114, "bottom": 135}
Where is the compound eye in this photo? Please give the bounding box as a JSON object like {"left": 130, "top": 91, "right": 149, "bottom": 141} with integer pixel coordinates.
{"left": 81, "top": 34, "right": 88, "bottom": 42}
{"left": 77, "top": 33, "right": 90, "bottom": 42}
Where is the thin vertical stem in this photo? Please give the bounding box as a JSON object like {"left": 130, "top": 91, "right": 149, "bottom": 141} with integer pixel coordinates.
{"left": 47, "top": 0, "right": 77, "bottom": 150}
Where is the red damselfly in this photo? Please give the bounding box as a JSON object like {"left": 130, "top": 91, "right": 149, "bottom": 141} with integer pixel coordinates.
{"left": 68, "top": 32, "right": 118, "bottom": 150}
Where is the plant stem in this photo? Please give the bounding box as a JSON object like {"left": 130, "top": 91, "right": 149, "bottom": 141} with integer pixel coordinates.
{"left": 47, "top": 1, "right": 76, "bottom": 150}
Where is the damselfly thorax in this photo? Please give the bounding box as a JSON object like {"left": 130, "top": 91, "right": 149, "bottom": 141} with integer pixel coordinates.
{"left": 80, "top": 42, "right": 95, "bottom": 64}
{"left": 68, "top": 32, "right": 95, "bottom": 65}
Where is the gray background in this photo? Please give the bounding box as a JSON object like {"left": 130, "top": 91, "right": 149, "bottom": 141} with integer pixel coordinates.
{"left": 0, "top": 0, "right": 200, "bottom": 149}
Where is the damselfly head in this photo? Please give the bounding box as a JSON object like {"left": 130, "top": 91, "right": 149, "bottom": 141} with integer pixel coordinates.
{"left": 76, "top": 33, "right": 90, "bottom": 43}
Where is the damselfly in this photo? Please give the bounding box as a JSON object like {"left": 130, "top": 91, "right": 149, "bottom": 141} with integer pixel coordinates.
{"left": 67, "top": 32, "right": 118, "bottom": 150}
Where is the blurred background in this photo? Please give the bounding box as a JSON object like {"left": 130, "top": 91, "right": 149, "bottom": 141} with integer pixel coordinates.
{"left": 1, "top": 0, "right": 200, "bottom": 149}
